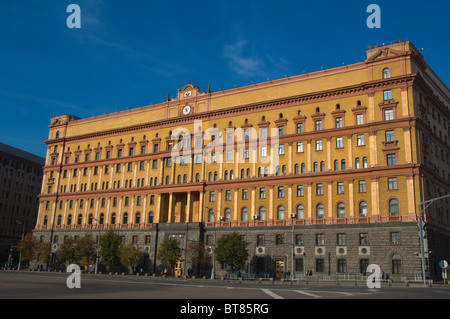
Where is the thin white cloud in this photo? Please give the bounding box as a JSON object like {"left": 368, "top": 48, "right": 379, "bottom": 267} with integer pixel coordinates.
{"left": 223, "top": 39, "right": 262, "bottom": 76}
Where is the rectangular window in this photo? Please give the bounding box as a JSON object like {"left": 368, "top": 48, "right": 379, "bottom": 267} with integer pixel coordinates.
{"left": 356, "top": 114, "right": 364, "bottom": 125}
{"left": 385, "top": 130, "right": 395, "bottom": 142}
{"left": 387, "top": 154, "right": 396, "bottom": 166}
{"left": 242, "top": 189, "right": 248, "bottom": 200}
{"left": 277, "top": 186, "right": 284, "bottom": 198}
{"left": 225, "top": 190, "right": 231, "bottom": 201}
{"left": 295, "top": 234, "right": 304, "bottom": 246}
{"left": 315, "top": 140, "right": 322, "bottom": 151}
{"left": 209, "top": 191, "right": 215, "bottom": 202}
{"left": 390, "top": 232, "right": 401, "bottom": 245}
{"left": 296, "top": 142, "right": 303, "bottom": 153}
{"left": 337, "top": 233, "right": 346, "bottom": 246}
{"left": 337, "top": 259, "right": 347, "bottom": 273}
{"left": 383, "top": 90, "right": 393, "bottom": 100}
{"left": 316, "top": 259, "right": 325, "bottom": 273}
{"left": 296, "top": 123, "right": 303, "bottom": 134}
{"left": 316, "top": 183, "right": 323, "bottom": 195}
{"left": 359, "top": 180, "right": 366, "bottom": 193}
{"left": 278, "top": 126, "right": 285, "bottom": 136}
{"left": 357, "top": 134, "right": 365, "bottom": 146}
{"left": 278, "top": 144, "right": 285, "bottom": 155}
{"left": 276, "top": 234, "right": 284, "bottom": 245}
{"left": 257, "top": 235, "right": 265, "bottom": 246}
{"left": 297, "top": 185, "right": 304, "bottom": 197}
{"left": 336, "top": 137, "right": 343, "bottom": 149}
{"left": 259, "top": 188, "right": 266, "bottom": 199}
{"left": 388, "top": 177, "right": 398, "bottom": 190}
{"left": 315, "top": 120, "right": 322, "bottom": 131}
{"left": 384, "top": 109, "right": 394, "bottom": 121}
{"left": 260, "top": 146, "right": 267, "bottom": 157}
{"left": 316, "top": 234, "right": 324, "bottom": 246}
{"left": 335, "top": 117, "right": 343, "bottom": 128}
{"left": 337, "top": 182, "right": 344, "bottom": 194}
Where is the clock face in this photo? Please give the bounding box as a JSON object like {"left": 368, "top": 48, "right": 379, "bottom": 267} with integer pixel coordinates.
{"left": 182, "top": 106, "right": 191, "bottom": 115}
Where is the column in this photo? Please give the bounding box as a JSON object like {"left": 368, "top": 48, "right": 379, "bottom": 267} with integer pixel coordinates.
{"left": 185, "top": 191, "right": 191, "bottom": 222}
{"left": 369, "top": 130, "right": 378, "bottom": 167}
{"left": 347, "top": 134, "right": 353, "bottom": 169}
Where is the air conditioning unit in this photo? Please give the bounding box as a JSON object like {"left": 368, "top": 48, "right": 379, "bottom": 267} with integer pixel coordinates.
{"left": 294, "top": 246, "right": 305, "bottom": 256}
{"left": 255, "top": 246, "right": 265, "bottom": 255}
{"left": 52, "top": 244, "right": 59, "bottom": 252}
{"left": 336, "top": 247, "right": 347, "bottom": 256}
{"left": 358, "top": 246, "right": 370, "bottom": 256}
{"left": 144, "top": 246, "right": 151, "bottom": 252}
{"left": 315, "top": 247, "right": 325, "bottom": 256}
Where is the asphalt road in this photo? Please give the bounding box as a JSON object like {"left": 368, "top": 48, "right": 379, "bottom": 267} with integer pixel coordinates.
{"left": 1, "top": 270, "right": 448, "bottom": 317}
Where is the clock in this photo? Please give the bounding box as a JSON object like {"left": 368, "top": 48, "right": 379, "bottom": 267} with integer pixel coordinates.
{"left": 182, "top": 105, "right": 191, "bottom": 115}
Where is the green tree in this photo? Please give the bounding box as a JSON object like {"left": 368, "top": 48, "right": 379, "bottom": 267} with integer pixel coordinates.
{"left": 99, "top": 230, "right": 121, "bottom": 271}
{"left": 59, "top": 236, "right": 77, "bottom": 264}
{"left": 17, "top": 233, "right": 39, "bottom": 267}
{"left": 185, "top": 240, "right": 211, "bottom": 277}
{"left": 214, "top": 232, "right": 249, "bottom": 272}
{"left": 157, "top": 239, "right": 181, "bottom": 276}
{"left": 38, "top": 242, "right": 51, "bottom": 267}
{"left": 119, "top": 243, "right": 142, "bottom": 274}
{"left": 75, "top": 233, "right": 96, "bottom": 271}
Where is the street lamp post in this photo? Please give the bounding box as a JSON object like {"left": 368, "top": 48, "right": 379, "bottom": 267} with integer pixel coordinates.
{"left": 417, "top": 193, "right": 450, "bottom": 285}
{"left": 92, "top": 218, "right": 101, "bottom": 274}
{"left": 290, "top": 213, "right": 296, "bottom": 283}
{"left": 15, "top": 220, "right": 24, "bottom": 271}
{"left": 211, "top": 216, "right": 223, "bottom": 280}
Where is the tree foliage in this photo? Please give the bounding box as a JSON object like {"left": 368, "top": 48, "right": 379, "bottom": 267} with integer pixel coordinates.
{"left": 214, "top": 232, "right": 249, "bottom": 272}
{"left": 99, "top": 230, "right": 121, "bottom": 269}
{"left": 157, "top": 239, "right": 181, "bottom": 275}
{"left": 119, "top": 243, "right": 142, "bottom": 272}
{"left": 17, "top": 233, "right": 39, "bottom": 263}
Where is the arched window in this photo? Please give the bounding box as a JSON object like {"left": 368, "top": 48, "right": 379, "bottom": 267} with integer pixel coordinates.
{"left": 389, "top": 199, "right": 399, "bottom": 216}
{"left": 337, "top": 202, "right": 346, "bottom": 218}
{"left": 294, "top": 164, "right": 299, "bottom": 175}
{"left": 88, "top": 214, "right": 93, "bottom": 225}
{"left": 123, "top": 213, "right": 128, "bottom": 224}
{"left": 316, "top": 204, "right": 324, "bottom": 219}
{"left": 55, "top": 131, "right": 60, "bottom": 139}
{"left": 230, "top": 170, "right": 234, "bottom": 180}
{"left": 297, "top": 204, "right": 304, "bottom": 219}
{"left": 362, "top": 157, "right": 368, "bottom": 168}
{"left": 135, "top": 212, "right": 141, "bottom": 224}
{"left": 282, "top": 165, "right": 286, "bottom": 175}
{"left": 355, "top": 157, "right": 361, "bottom": 169}
{"left": 77, "top": 214, "right": 82, "bottom": 225}
{"left": 208, "top": 209, "right": 215, "bottom": 222}
{"left": 382, "top": 68, "right": 391, "bottom": 79}
{"left": 224, "top": 170, "right": 229, "bottom": 180}
{"left": 224, "top": 208, "right": 231, "bottom": 222}
{"left": 246, "top": 168, "right": 250, "bottom": 178}
{"left": 240, "top": 169, "right": 245, "bottom": 179}
{"left": 67, "top": 214, "right": 72, "bottom": 225}
{"left": 43, "top": 215, "right": 48, "bottom": 226}
{"left": 165, "top": 176, "right": 170, "bottom": 185}
{"left": 195, "top": 173, "right": 200, "bottom": 182}
{"left": 359, "top": 201, "right": 368, "bottom": 217}
{"left": 277, "top": 206, "right": 285, "bottom": 220}
{"left": 341, "top": 159, "right": 346, "bottom": 170}
{"left": 241, "top": 207, "right": 248, "bottom": 221}
{"left": 99, "top": 213, "right": 104, "bottom": 225}
{"left": 148, "top": 212, "right": 154, "bottom": 223}
{"left": 320, "top": 161, "right": 325, "bottom": 172}
{"left": 208, "top": 172, "right": 213, "bottom": 181}
{"left": 183, "top": 174, "right": 188, "bottom": 183}
{"left": 57, "top": 215, "right": 62, "bottom": 225}
{"left": 214, "top": 172, "right": 218, "bottom": 181}
{"left": 301, "top": 163, "right": 306, "bottom": 174}
{"left": 313, "top": 162, "right": 318, "bottom": 172}
{"left": 259, "top": 206, "right": 266, "bottom": 221}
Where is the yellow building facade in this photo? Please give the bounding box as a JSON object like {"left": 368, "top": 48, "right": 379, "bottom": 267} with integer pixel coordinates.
{"left": 34, "top": 41, "right": 450, "bottom": 279}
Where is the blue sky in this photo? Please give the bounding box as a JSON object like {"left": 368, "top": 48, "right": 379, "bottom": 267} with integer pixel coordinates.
{"left": 0, "top": 0, "right": 449, "bottom": 158}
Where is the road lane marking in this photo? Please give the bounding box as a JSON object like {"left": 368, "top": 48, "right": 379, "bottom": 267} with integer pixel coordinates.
{"left": 294, "top": 290, "right": 321, "bottom": 298}
{"left": 261, "top": 289, "right": 284, "bottom": 299}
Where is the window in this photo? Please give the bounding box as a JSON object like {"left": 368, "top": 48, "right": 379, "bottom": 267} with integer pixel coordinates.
{"left": 257, "top": 235, "right": 265, "bottom": 246}
{"left": 259, "top": 206, "right": 266, "bottom": 220}
{"left": 359, "top": 233, "right": 369, "bottom": 245}
{"left": 297, "top": 142, "right": 304, "bottom": 153}
{"left": 337, "top": 259, "right": 347, "bottom": 273}
{"left": 384, "top": 109, "right": 394, "bottom": 121}
{"left": 225, "top": 190, "right": 231, "bottom": 201}
{"left": 277, "top": 186, "right": 284, "bottom": 198}
{"left": 386, "top": 154, "right": 396, "bottom": 166}
{"left": 242, "top": 189, "right": 248, "bottom": 200}
{"left": 382, "top": 68, "right": 391, "bottom": 79}
{"left": 297, "top": 185, "right": 304, "bottom": 197}
{"left": 208, "top": 209, "right": 215, "bottom": 223}
{"left": 315, "top": 140, "right": 322, "bottom": 151}
{"left": 241, "top": 207, "right": 248, "bottom": 221}
{"left": 383, "top": 90, "right": 392, "bottom": 100}
{"left": 278, "top": 126, "right": 285, "bottom": 136}
{"left": 315, "top": 234, "right": 325, "bottom": 245}
{"left": 389, "top": 199, "right": 399, "bottom": 216}
{"left": 277, "top": 206, "right": 285, "bottom": 220}
{"left": 335, "top": 117, "right": 343, "bottom": 128}
{"left": 224, "top": 208, "right": 231, "bottom": 222}
{"left": 337, "top": 233, "right": 346, "bottom": 246}
{"left": 337, "top": 182, "right": 344, "bottom": 194}
{"left": 390, "top": 232, "right": 401, "bottom": 245}
{"left": 296, "top": 123, "right": 303, "bottom": 134}
{"left": 259, "top": 188, "right": 266, "bottom": 199}
{"left": 297, "top": 205, "right": 304, "bottom": 219}
{"left": 316, "top": 204, "right": 324, "bottom": 219}
{"left": 385, "top": 130, "right": 395, "bottom": 142}
{"left": 341, "top": 159, "right": 346, "bottom": 170}
{"left": 315, "top": 120, "right": 322, "bottom": 131}
{"left": 355, "top": 157, "right": 361, "bottom": 169}
{"left": 359, "top": 201, "right": 368, "bottom": 217}
{"left": 276, "top": 234, "right": 284, "bottom": 245}
{"left": 278, "top": 144, "right": 285, "bottom": 155}
{"left": 388, "top": 177, "right": 398, "bottom": 190}
{"left": 336, "top": 137, "right": 343, "bottom": 148}
{"left": 337, "top": 203, "right": 345, "bottom": 218}
{"left": 316, "top": 259, "right": 325, "bottom": 273}
{"left": 359, "top": 180, "right": 366, "bottom": 193}
{"left": 260, "top": 146, "right": 267, "bottom": 157}
{"left": 356, "top": 114, "right": 364, "bottom": 125}
{"left": 357, "top": 134, "right": 365, "bottom": 146}
{"left": 209, "top": 191, "right": 215, "bottom": 202}
{"left": 316, "top": 183, "right": 323, "bottom": 195}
